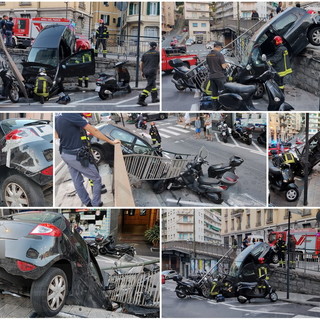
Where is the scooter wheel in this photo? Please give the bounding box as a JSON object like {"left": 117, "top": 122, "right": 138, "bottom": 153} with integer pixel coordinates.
{"left": 237, "top": 296, "right": 247, "bottom": 304}
{"left": 175, "top": 84, "right": 186, "bottom": 91}
{"left": 175, "top": 286, "right": 187, "bottom": 299}
{"left": 90, "top": 247, "right": 99, "bottom": 257}
{"left": 127, "top": 85, "right": 132, "bottom": 93}
{"left": 285, "top": 188, "right": 299, "bottom": 202}
{"left": 99, "top": 247, "right": 107, "bottom": 255}
{"left": 223, "top": 136, "right": 228, "bottom": 143}
{"left": 153, "top": 180, "right": 167, "bottom": 194}
{"left": 246, "top": 138, "right": 252, "bottom": 145}
{"left": 269, "top": 292, "right": 278, "bottom": 302}
{"left": 98, "top": 91, "right": 109, "bottom": 100}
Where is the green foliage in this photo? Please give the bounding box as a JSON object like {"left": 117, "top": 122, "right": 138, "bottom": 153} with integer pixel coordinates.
{"left": 144, "top": 224, "right": 160, "bottom": 244}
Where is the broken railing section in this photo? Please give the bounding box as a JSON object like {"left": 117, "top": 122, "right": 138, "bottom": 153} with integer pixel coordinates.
{"left": 113, "top": 144, "right": 135, "bottom": 206}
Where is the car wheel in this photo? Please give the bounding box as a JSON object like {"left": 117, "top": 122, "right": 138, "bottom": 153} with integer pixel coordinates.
{"left": 91, "top": 146, "right": 104, "bottom": 164}
{"left": 159, "top": 114, "right": 166, "bottom": 120}
{"left": 30, "top": 267, "right": 68, "bottom": 317}
{"left": 308, "top": 26, "right": 320, "bottom": 46}
{"left": 8, "top": 84, "right": 19, "bottom": 103}
{"left": 2, "top": 174, "right": 45, "bottom": 207}
{"left": 98, "top": 91, "right": 109, "bottom": 100}
{"left": 285, "top": 188, "right": 299, "bottom": 202}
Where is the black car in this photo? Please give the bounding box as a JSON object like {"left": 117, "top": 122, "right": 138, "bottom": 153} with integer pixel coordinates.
{"left": 90, "top": 123, "right": 155, "bottom": 164}
{"left": 0, "top": 212, "right": 113, "bottom": 317}
{"left": 131, "top": 113, "right": 168, "bottom": 121}
{"left": 22, "top": 25, "right": 95, "bottom": 85}
{"left": 0, "top": 119, "right": 53, "bottom": 207}
{"left": 244, "top": 7, "right": 320, "bottom": 74}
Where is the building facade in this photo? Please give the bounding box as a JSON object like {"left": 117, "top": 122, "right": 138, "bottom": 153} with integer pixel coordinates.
{"left": 161, "top": 1, "right": 175, "bottom": 33}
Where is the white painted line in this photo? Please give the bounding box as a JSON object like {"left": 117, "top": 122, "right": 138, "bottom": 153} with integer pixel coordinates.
{"left": 309, "top": 307, "right": 320, "bottom": 313}
{"left": 157, "top": 132, "right": 170, "bottom": 138}
{"left": 191, "top": 103, "right": 199, "bottom": 111}
{"left": 114, "top": 95, "right": 138, "bottom": 105}
{"left": 231, "top": 136, "right": 240, "bottom": 147}
{"left": 171, "top": 127, "right": 190, "bottom": 133}
{"left": 214, "top": 132, "right": 220, "bottom": 142}
{"left": 69, "top": 95, "right": 97, "bottom": 104}
{"left": 194, "top": 89, "right": 201, "bottom": 98}
{"left": 165, "top": 198, "right": 225, "bottom": 207}
{"left": 252, "top": 141, "right": 263, "bottom": 153}
{"left": 176, "top": 124, "right": 192, "bottom": 130}
{"left": 159, "top": 128, "right": 181, "bottom": 136}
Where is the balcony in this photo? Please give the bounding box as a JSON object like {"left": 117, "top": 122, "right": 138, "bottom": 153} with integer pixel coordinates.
{"left": 266, "top": 217, "right": 273, "bottom": 224}
{"left": 19, "top": 2, "right": 31, "bottom": 5}
{"left": 231, "top": 209, "right": 244, "bottom": 217}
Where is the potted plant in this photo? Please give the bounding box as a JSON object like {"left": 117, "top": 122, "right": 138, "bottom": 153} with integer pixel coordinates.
{"left": 144, "top": 224, "right": 160, "bottom": 247}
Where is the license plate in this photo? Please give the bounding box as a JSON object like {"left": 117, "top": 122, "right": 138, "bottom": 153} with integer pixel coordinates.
{"left": 249, "top": 134, "right": 253, "bottom": 138}
{"left": 95, "top": 86, "right": 101, "bottom": 92}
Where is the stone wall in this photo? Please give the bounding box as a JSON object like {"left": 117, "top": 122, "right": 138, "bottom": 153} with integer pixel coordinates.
{"left": 291, "top": 47, "right": 320, "bottom": 97}
{"left": 268, "top": 265, "right": 320, "bottom": 295}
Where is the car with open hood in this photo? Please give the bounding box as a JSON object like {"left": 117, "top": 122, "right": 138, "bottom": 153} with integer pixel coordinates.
{"left": 0, "top": 211, "right": 113, "bottom": 317}
{"left": 0, "top": 118, "right": 53, "bottom": 207}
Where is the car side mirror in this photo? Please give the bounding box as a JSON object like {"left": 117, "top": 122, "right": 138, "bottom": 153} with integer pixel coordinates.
{"left": 261, "top": 54, "right": 267, "bottom": 62}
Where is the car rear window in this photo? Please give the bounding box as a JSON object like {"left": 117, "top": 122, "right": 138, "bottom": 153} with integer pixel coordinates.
{"left": 0, "top": 119, "right": 50, "bottom": 135}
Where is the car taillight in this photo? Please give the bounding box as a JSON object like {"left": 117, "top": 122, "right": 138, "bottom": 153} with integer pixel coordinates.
{"left": 41, "top": 166, "right": 53, "bottom": 176}
{"left": 29, "top": 223, "right": 62, "bottom": 237}
{"left": 220, "top": 185, "right": 228, "bottom": 190}
{"left": 5, "top": 129, "right": 29, "bottom": 140}
{"left": 16, "top": 260, "right": 37, "bottom": 272}
{"left": 226, "top": 177, "right": 237, "bottom": 182}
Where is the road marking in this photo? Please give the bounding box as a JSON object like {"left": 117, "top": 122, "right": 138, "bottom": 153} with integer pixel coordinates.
{"left": 69, "top": 95, "right": 97, "bottom": 104}
{"left": 159, "top": 128, "right": 181, "bottom": 136}
{"left": 114, "top": 95, "right": 138, "bottom": 105}
{"left": 231, "top": 136, "right": 240, "bottom": 146}
{"left": 176, "top": 124, "right": 192, "bottom": 130}
{"left": 214, "top": 132, "right": 220, "bottom": 142}
{"left": 309, "top": 307, "right": 320, "bottom": 313}
{"left": 165, "top": 198, "right": 226, "bottom": 207}
{"left": 252, "top": 141, "right": 263, "bottom": 153}
{"left": 171, "top": 126, "right": 190, "bottom": 133}
{"left": 194, "top": 89, "right": 201, "bottom": 98}
{"left": 191, "top": 103, "right": 199, "bottom": 111}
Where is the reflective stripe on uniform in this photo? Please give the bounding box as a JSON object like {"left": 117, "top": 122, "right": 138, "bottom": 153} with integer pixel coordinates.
{"left": 142, "top": 89, "right": 150, "bottom": 96}
{"left": 211, "top": 96, "right": 218, "bottom": 100}
{"left": 151, "top": 88, "right": 158, "bottom": 91}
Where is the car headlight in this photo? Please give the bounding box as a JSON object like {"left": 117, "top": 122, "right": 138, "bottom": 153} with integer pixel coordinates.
{"left": 283, "top": 179, "right": 288, "bottom": 183}
{"left": 274, "top": 97, "right": 280, "bottom": 102}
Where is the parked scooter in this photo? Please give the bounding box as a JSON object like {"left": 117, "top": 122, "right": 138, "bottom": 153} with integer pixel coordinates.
{"left": 169, "top": 58, "right": 204, "bottom": 91}
{"left": 96, "top": 61, "right": 131, "bottom": 100}
{"left": 231, "top": 122, "right": 254, "bottom": 145}
{"left": 0, "top": 65, "right": 20, "bottom": 103}
{"left": 200, "top": 55, "right": 294, "bottom": 111}
{"left": 236, "top": 275, "right": 278, "bottom": 304}
{"left": 269, "top": 163, "right": 299, "bottom": 202}
{"left": 257, "top": 126, "right": 266, "bottom": 147}
{"left": 217, "top": 121, "right": 230, "bottom": 143}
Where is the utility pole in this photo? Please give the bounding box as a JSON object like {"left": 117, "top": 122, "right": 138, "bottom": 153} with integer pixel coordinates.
{"left": 286, "top": 210, "right": 291, "bottom": 299}
{"left": 135, "top": 2, "right": 142, "bottom": 88}
{"left": 303, "top": 113, "right": 309, "bottom": 205}
{"left": 193, "top": 209, "right": 196, "bottom": 258}
{"left": 237, "top": 2, "right": 240, "bottom": 37}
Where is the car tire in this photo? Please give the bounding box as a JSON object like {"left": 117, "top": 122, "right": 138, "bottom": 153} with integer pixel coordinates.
{"left": 8, "top": 84, "right": 20, "bottom": 103}
{"left": 159, "top": 114, "right": 166, "bottom": 120}
{"left": 98, "top": 91, "right": 109, "bottom": 100}
{"left": 285, "top": 187, "right": 299, "bottom": 202}
{"left": 2, "top": 174, "right": 45, "bottom": 207}
{"left": 91, "top": 146, "right": 104, "bottom": 164}
{"left": 30, "top": 267, "right": 68, "bottom": 317}
{"left": 308, "top": 26, "right": 320, "bottom": 46}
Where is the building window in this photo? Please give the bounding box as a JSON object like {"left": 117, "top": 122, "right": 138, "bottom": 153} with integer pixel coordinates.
{"left": 113, "top": 18, "right": 116, "bottom": 24}
{"left": 201, "top": 23, "right": 206, "bottom": 27}
{"left": 246, "top": 214, "right": 250, "bottom": 228}
{"left": 147, "top": 2, "right": 160, "bottom": 16}
{"left": 267, "top": 211, "right": 273, "bottom": 224}
{"left": 129, "top": 3, "right": 138, "bottom": 15}
{"left": 101, "top": 15, "right": 110, "bottom": 25}
{"left": 144, "top": 26, "right": 159, "bottom": 38}
{"left": 256, "top": 210, "right": 261, "bottom": 227}
{"left": 20, "top": 13, "right": 31, "bottom": 18}
{"left": 0, "top": 2, "right": 5, "bottom": 5}
{"left": 193, "top": 23, "right": 198, "bottom": 27}
{"left": 231, "top": 219, "right": 234, "bottom": 230}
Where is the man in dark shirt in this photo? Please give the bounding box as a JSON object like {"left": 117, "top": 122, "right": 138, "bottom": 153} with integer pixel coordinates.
{"left": 0, "top": 15, "right": 8, "bottom": 39}
{"left": 137, "top": 42, "right": 160, "bottom": 106}
{"left": 55, "top": 113, "right": 120, "bottom": 207}
{"left": 5, "top": 17, "right": 13, "bottom": 47}
{"left": 206, "top": 41, "right": 229, "bottom": 109}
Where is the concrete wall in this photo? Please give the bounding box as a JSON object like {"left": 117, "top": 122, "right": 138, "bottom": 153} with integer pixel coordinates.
{"left": 269, "top": 266, "right": 320, "bottom": 295}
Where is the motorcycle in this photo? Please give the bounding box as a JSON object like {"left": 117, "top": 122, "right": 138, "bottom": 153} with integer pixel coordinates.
{"left": 135, "top": 118, "right": 148, "bottom": 130}
{"left": 231, "top": 123, "right": 254, "bottom": 145}
{"left": 257, "top": 126, "right": 266, "bottom": 147}
{"left": 200, "top": 54, "right": 294, "bottom": 112}
{"left": 217, "top": 121, "right": 230, "bottom": 143}
{"left": 169, "top": 58, "right": 204, "bottom": 91}
{"left": 236, "top": 275, "right": 278, "bottom": 304}
{"left": 152, "top": 158, "right": 239, "bottom": 204}
{"left": 96, "top": 61, "right": 131, "bottom": 100}
{"left": 0, "top": 66, "right": 20, "bottom": 103}
{"left": 269, "top": 163, "right": 299, "bottom": 202}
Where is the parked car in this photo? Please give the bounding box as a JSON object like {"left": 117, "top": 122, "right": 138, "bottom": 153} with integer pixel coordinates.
{"left": 206, "top": 42, "right": 215, "bottom": 49}
{"left": 0, "top": 118, "right": 53, "bottom": 207}
{"left": 100, "top": 113, "right": 121, "bottom": 123}
{"left": 196, "top": 39, "right": 203, "bottom": 44}
{"left": 0, "top": 211, "right": 113, "bottom": 317}
{"left": 185, "top": 39, "right": 194, "bottom": 46}
{"left": 89, "top": 123, "right": 155, "bottom": 164}
{"left": 162, "top": 270, "right": 178, "bottom": 280}
{"left": 170, "top": 38, "right": 178, "bottom": 46}
{"left": 243, "top": 7, "right": 320, "bottom": 75}
{"left": 131, "top": 113, "right": 168, "bottom": 121}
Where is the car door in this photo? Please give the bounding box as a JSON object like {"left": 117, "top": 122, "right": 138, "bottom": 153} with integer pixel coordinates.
{"left": 59, "top": 49, "right": 95, "bottom": 77}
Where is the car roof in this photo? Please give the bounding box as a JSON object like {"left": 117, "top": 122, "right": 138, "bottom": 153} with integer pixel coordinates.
{"left": 32, "top": 25, "right": 69, "bottom": 48}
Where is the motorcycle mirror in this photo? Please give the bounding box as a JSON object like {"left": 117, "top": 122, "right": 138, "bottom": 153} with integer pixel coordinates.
{"left": 261, "top": 54, "right": 267, "bottom": 62}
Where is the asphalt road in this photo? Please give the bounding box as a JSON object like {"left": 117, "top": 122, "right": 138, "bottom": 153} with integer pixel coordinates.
{"left": 162, "top": 281, "right": 320, "bottom": 318}
{"left": 0, "top": 88, "right": 160, "bottom": 112}
{"left": 125, "top": 116, "right": 267, "bottom": 207}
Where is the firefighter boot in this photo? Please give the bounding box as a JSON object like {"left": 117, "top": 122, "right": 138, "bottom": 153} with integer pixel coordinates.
{"left": 137, "top": 93, "right": 148, "bottom": 107}
{"left": 78, "top": 79, "right": 83, "bottom": 87}
{"left": 151, "top": 91, "right": 160, "bottom": 103}
{"left": 84, "top": 79, "right": 89, "bottom": 88}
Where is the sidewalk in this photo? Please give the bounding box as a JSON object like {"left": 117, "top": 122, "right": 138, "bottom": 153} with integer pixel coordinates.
{"left": 277, "top": 291, "right": 320, "bottom": 307}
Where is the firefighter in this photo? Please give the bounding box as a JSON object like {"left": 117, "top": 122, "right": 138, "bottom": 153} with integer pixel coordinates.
{"left": 34, "top": 67, "right": 53, "bottom": 104}
{"left": 276, "top": 235, "right": 287, "bottom": 268}
{"left": 256, "top": 257, "right": 269, "bottom": 292}
{"left": 288, "top": 235, "right": 297, "bottom": 269}
{"left": 149, "top": 122, "right": 161, "bottom": 147}
{"left": 75, "top": 39, "right": 91, "bottom": 88}
{"left": 95, "top": 19, "right": 109, "bottom": 58}
{"left": 137, "top": 42, "right": 160, "bottom": 107}
{"left": 268, "top": 36, "right": 292, "bottom": 92}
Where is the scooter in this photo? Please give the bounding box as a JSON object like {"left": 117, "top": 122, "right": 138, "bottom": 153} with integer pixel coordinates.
{"left": 85, "top": 238, "right": 99, "bottom": 257}
{"left": 96, "top": 61, "right": 131, "bottom": 100}
{"left": 200, "top": 54, "right": 294, "bottom": 112}
{"left": 98, "top": 235, "right": 136, "bottom": 257}
{"left": 169, "top": 58, "right": 204, "bottom": 91}
{"left": 257, "top": 127, "right": 266, "bottom": 147}
{"left": 236, "top": 275, "right": 278, "bottom": 304}
{"left": 0, "top": 66, "right": 20, "bottom": 103}
{"left": 269, "top": 163, "right": 299, "bottom": 202}
{"left": 217, "top": 121, "right": 230, "bottom": 143}
{"left": 152, "top": 159, "right": 239, "bottom": 203}
{"left": 231, "top": 123, "right": 254, "bottom": 145}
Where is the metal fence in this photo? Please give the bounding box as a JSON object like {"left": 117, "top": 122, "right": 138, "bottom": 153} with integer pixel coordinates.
{"left": 294, "top": 248, "right": 320, "bottom": 273}
{"left": 108, "top": 270, "right": 160, "bottom": 307}
{"left": 94, "top": 33, "right": 160, "bottom": 57}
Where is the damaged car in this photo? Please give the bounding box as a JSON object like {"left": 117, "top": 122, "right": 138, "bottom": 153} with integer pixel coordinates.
{"left": 0, "top": 118, "right": 53, "bottom": 207}
{"left": 0, "top": 211, "right": 113, "bottom": 317}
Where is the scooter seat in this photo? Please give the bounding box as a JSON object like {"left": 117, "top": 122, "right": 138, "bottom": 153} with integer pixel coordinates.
{"left": 115, "top": 244, "right": 131, "bottom": 250}
{"left": 269, "top": 166, "right": 283, "bottom": 179}
{"left": 238, "top": 281, "right": 258, "bottom": 287}
{"left": 199, "top": 176, "right": 220, "bottom": 185}
{"left": 210, "top": 164, "right": 230, "bottom": 170}
{"left": 176, "top": 66, "right": 190, "bottom": 73}
{"left": 224, "top": 82, "right": 256, "bottom": 95}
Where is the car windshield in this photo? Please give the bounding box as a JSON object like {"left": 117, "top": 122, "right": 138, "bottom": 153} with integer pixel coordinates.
{"left": 28, "top": 48, "right": 58, "bottom": 67}
{"left": 0, "top": 119, "right": 47, "bottom": 134}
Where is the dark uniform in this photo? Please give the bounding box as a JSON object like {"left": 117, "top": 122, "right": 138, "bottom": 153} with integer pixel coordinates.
{"left": 288, "top": 235, "right": 296, "bottom": 269}
{"left": 95, "top": 23, "right": 109, "bottom": 58}
{"left": 276, "top": 237, "right": 287, "bottom": 268}
{"left": 34, "top": 72, "right": 53, "bottom": 104}
{"left": 77, "top": 52, "right": 92, "bottom": 88}
{"left": 269, "top": 44, "right": 292, "bottom": 92}
{"left": 149, "top": 124, "right": 161, "bottom": 146}
{"left": 137, "top": 43, "right": 160, "bottom": 106}
{"left": 4, "top": 18, "right": 13, "bottom": 47}
{"left": 206, "top": 49, "right": 227, "bottom": 107}
{"left": 55, "top": 113, "right": 102, "bottom": 207}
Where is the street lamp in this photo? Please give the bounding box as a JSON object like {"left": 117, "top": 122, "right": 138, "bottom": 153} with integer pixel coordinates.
{"left": 65, "top": 1, "right": 68, "bottom": 19}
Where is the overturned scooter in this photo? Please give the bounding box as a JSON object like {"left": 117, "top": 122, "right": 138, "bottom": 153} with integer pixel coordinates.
{"left": 200, "top": 54, "right": 294, "bottom": 112}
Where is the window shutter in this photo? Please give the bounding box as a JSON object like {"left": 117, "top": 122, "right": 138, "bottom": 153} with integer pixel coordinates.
{"left": 157, "top": 2, "right": 160, "bottom": 15}
{"left": 106, "top": 15, "right": 110, "bottom": 25}
{"left": 129, "top": 3, "right": 133, "bottom": 15}
{"left": 147, "top": 2, "right": 150, "bottom": 15}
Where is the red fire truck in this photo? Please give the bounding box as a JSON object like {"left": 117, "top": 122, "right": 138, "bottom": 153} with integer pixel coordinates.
{"left": 12, "top": 17, "right": 70, "bottom": 48}
{"left": 162, "top": 48, "right": 198, "bottom": 74}
{"left": 268, "top": 229, "right": 320, "bottom": 259}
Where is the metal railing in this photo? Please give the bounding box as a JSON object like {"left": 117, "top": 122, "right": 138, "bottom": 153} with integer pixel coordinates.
{"left": 94, "top": 33, "right": 160, "bottom": 57}
{"left": 293, "top": 248, "right": 320, "bottom": 273}
{"left": 108, "top": 270, "right": 160, "bottom": 307}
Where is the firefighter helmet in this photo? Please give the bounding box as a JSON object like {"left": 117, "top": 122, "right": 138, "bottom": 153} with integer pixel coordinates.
{"left": 99, "top": 19, "right": 104, "bottom": 23}
{"left": 38, "top": 67, "right": 46, "bottom": 76}
{"left": 76, "top": 39, "right": 90, "bottom": 51}
{"left": 273, "top": 36, "right": 283, "bottom": 46}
